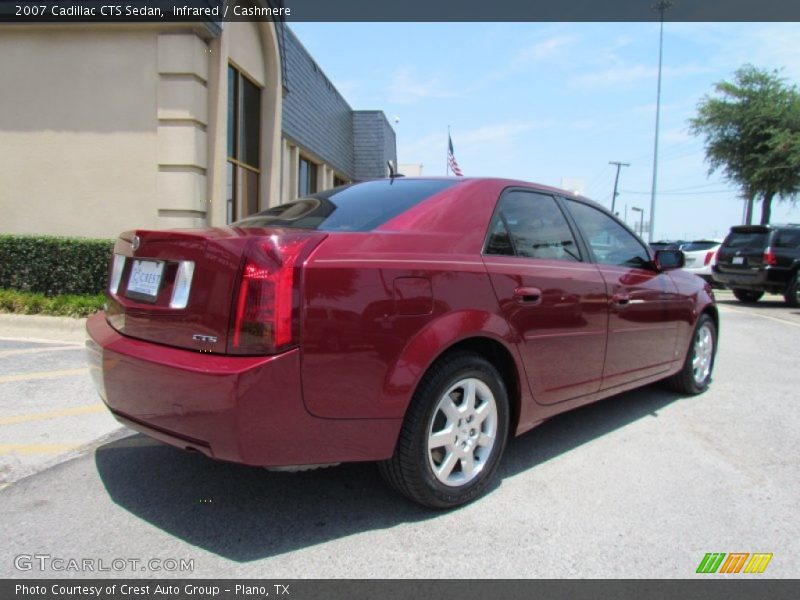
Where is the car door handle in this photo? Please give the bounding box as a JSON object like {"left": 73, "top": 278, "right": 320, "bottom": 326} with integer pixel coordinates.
{"left": 612, "top": 293, "right": 630, "bottom": 308}
{"left": 514, "top": 287, "right": 542, "bottom": 305}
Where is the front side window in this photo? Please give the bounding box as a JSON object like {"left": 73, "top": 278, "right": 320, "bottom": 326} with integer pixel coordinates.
{"left": 227, "top": 64, "right": 261, "bottom": 222}
{"left": 485, "top": 191, "right": 581, "bottom": 262}
{"left": 566, "top": 200, "right": 650, "bottom": 268}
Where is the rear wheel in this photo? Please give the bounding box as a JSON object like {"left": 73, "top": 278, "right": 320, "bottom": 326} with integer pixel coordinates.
{"left": 378, "top": 352, "right": 509, "bottom": 509}
{"left": 784, "top": 274, "right": 800, "bottom": 308}
{"left": 663, "top": 314, "right": 717, "bottom": 395}
{"left": 732, "top": 288, "right": 764, "bottom": 303}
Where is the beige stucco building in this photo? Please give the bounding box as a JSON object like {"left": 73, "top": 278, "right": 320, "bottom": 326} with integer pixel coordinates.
{"left": 0, "top": 18, "right": 396, "bottom": 239}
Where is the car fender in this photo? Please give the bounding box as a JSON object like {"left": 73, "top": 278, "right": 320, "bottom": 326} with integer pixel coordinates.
{"left": 378, "top": 308, "right": 529, "bottom": 419}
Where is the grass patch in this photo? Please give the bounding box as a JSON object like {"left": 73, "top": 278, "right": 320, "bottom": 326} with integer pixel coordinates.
{"left": 0, "top": 289, "right": 105, "bottom": 318}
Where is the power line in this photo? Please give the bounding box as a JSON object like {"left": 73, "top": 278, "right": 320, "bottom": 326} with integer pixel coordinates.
{"left": 648, "top": 181, "right": 731, "bottom": 193}
{"left": 621, "top": 189, "right": 731, "bottom": 196}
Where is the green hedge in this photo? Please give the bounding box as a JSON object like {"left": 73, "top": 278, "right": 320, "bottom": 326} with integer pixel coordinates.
{"left": 0, "top": 289, "right": 106, "bottom": 318}
{"left": 0, "top": 235, "right": 114, "bottom": 296}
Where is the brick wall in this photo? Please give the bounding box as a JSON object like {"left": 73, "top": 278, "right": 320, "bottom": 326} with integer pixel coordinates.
{"left": 280, "top": 26, "right": 396, "bottom": 181}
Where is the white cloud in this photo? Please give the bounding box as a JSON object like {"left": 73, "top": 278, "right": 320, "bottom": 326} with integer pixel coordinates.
{"left": 399, "top": 121, "right": 555, "bottom": 175}
{"left": 456, "top": 120, "right": 554, "bottom": 145}
{"left": 568, "top": 119, "right": 599, "bottom": 130}
{"left": 389, "top": 68, "right": 460, "bottom": 104}
{"left": 661, "top": 129, "right": 693, "bottom": 144}
{"left": 517, "top": 34, "right": 579, "bottom": 63}
{"left": 572, "top": 64, "right": 711, "bottom": 89}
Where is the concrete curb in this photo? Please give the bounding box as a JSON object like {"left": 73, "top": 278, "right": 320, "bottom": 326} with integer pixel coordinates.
{"left": 0, "top": 313, "right": 88, "bottom": 344}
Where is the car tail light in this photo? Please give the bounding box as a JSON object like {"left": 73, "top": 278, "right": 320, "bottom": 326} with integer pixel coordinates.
{"left": 704, "top": 250, "right": 716, "bottom": 266}
{"left": 229, "top": 233, "right": 326, "bottom": 355}
{"left": 763, "top": 247, "right": 777, "bottom": 266}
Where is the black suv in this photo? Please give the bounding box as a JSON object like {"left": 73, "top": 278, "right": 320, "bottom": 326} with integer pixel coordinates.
{"left": 713, "top": 224, "right": 800, "bottom": 306}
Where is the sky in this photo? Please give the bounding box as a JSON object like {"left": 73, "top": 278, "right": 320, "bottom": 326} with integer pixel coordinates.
{"left": 289, "top": 21, "right": 800, "bottom": 241}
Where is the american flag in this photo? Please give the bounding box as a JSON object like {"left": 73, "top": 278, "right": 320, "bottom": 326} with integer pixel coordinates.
{"left": 447, "top": 134, "right": 463, "bottom": 177}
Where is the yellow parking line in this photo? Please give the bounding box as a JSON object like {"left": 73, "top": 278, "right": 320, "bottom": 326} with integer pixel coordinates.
{"left": 0, "top": 443, "right": 81, "bottom": 455}
{"left": 0, "top": 346, "right": 82, "bottom": 358}
{"left": 719, "top": 305, "right": 800, "bottom": 328}
{"left": 0, "top": 367, "right": 88, "bottom": 384}
{"left": 0, "top": 403, "right": 105, "bottom": 426}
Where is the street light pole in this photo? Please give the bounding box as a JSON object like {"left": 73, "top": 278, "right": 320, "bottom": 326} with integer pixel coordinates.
{"left": 648, "top": 0, "right": 673, "bottom": 243}
{"left": 609, "top": 160, "right": 630, "bottom": 215}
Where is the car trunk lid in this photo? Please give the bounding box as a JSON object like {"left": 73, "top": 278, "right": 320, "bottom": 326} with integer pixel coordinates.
{"left": 105, "top": 228, "right": 326, "bottom": 354}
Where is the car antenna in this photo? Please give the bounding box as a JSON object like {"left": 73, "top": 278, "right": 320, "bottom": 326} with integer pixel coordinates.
{"left": 387, "top": 161, "right": 404, "bottom": 181}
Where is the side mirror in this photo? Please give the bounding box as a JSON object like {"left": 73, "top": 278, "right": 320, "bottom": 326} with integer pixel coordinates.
{"left": 654, "top": 249, "right": 684, "bottom": 271}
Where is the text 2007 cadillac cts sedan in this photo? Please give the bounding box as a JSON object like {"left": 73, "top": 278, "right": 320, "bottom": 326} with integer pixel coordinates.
{"left": 86, "top": 178, "right": 718, "bottom": 508}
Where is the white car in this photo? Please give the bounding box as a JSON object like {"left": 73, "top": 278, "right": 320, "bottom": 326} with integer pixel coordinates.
{"left": 680, "top": 240, "right": 722, "bottom": 285}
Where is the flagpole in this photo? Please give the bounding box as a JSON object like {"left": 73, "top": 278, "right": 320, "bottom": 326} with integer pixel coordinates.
{"left": 446, "top": 125, "right": 450, "bottom": 175}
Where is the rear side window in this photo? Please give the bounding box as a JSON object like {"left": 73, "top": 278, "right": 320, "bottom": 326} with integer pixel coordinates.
{"left": 485, "top": 191, "right": 581, "bottom": 262}
{"left": 774, "top": 229, "right": 800, "bottom": 249}
{"left": 724, "top": 231, "right": 768, "bottom": 250}
{"left": 234, "top": 179, "right": 459, "bottom": 232}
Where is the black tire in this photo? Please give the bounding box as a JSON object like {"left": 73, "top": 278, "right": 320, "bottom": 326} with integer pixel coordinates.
{"left": 732, "top": 288, "right": 764, "bottom": 303}
{"left": 784, "top": 274, "right": 800, "bottom": 308}
{"left": 378, "top": 351, "right": 510, "bottom": 509}
{"left": 663, "top": 313, "right": 717, "bottom": 395}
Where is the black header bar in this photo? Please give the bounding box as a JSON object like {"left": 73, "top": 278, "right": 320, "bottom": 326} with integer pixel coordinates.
{"left": 2, "top": 0, "right": 800, "bottom": 23}
{"left": 3, "top": 579, "right": 800, "bottom": 600}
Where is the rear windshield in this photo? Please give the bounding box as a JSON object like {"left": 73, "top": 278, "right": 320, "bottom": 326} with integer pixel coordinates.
{"left": 723, "top": 231, "right": 768, "bottom": 250}
{"left": 681, "top": 241, "right": 718, "bottom": 252}
{"left": 233, "top": 179, "right": 459, "bottom": 232}
{"left": 650, "top": 242, "right": 679, "bottom": 251}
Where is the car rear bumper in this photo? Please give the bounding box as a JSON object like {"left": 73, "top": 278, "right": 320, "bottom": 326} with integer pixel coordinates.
{"left": 85, "top": 312, "right": 400, "bottom": 466}
{"left": 711, "top": 266, "right": 789, "bottom": 292}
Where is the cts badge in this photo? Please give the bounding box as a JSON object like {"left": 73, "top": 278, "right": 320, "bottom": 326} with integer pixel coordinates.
{"left": 192, "top": 334, "right": 218, "bottom": 344}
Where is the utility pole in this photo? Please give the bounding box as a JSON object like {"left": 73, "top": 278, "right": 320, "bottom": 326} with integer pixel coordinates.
{"left": 609, "top": 161, "right": 630, "bottom": 215}
{"left": 648, "top": 0, "right": 673, "bottom": 243}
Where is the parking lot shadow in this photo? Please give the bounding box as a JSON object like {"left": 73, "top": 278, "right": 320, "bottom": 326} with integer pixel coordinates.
{"left": 95, "top": 384, "right": 685, "bottom": 562}
{"left": 500, "top": 385, "right": 684, "bottom": 478}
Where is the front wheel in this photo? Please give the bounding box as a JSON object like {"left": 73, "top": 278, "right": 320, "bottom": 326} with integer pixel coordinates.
{"left": 663, "top": 313, "right": 717, "bottom": 395}
{"left": 378, "top": 352, "right": 509, "bottom": 509}
{"left": 732, "top": 288, "right": 764, "bottom": 303}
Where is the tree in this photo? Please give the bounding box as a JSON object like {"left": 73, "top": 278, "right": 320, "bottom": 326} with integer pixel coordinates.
{"left": 690, "top": 65, "right": 800, "bottom": 225}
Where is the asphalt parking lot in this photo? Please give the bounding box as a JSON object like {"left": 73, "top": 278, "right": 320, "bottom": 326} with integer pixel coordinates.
{"left": 0, "top": 292, "right": 798, "bottom": 578}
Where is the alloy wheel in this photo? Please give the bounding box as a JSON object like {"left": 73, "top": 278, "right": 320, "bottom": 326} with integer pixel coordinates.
{"left": 692, "top": 323, "right": 714, "bottom": 385}
{"left": 427, "top": 377, "right": 498, "bottom": 487}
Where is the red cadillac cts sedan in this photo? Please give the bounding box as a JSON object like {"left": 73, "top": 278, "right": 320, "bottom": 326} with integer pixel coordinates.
{"left": 86, "top": 178, "right": 718, "bottom": 508}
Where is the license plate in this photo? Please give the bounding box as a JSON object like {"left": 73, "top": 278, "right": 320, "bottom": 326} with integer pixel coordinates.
{"left": 732, "top": 256, "right": 745, "bottom": 265}
{"left": 126, "top": 259, "right": 165, "bottom": 302}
